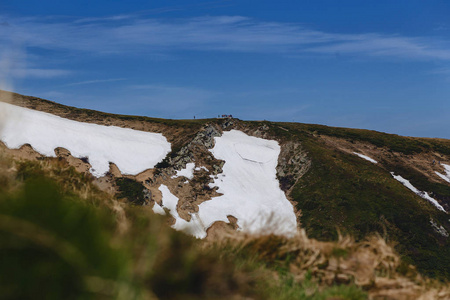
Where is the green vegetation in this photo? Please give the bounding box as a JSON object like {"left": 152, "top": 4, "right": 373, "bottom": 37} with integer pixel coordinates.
{"left": 384, "top": 161, "right": 450, "bottom": 207}
{"left": 243, "top": 119, "right": 450, "bottom": 280}
{"left": 115, "top": 177, "right": 146, "bottom": 205}
{"left": 0, "top": 158, "right": 375, "bottom": 299}
{"left": 292, "top": 123, "right": 450, "bottom": 155}
{"left": 5, "top": 92, "right": 450, "bottom": 296}
{"left": 0, "top": 178, "right": 126, "bottom": 299}
{"left": 265, "top": 274, "right": 367, "bottom": 300}
{"left": 0, "top": 143, "right": 448, "bottom": 299}
{"left": 289, "top": 137, "right": 450, "bottom": 279}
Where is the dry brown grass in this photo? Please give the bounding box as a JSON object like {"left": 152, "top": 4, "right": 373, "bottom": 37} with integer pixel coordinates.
{"left": 213, "top": 229, "right": 450, "bottom": 300}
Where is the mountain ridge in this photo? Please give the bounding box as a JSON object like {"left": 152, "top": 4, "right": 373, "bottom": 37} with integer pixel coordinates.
{"left": 1, "top": 90, "right": 450, "bottom": 280}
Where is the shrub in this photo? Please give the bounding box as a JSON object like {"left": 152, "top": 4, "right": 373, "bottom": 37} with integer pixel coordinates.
{"left": 115, "top": 178, "right": 146, "bottom": 205}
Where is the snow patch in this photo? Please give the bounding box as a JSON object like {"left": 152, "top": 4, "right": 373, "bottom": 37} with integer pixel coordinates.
{"left": 195, "top": 166, "right": 209, "bottom": 172}
{"left": 0, "top": 102, "right": 171, "bottom": 177}
{"left": 158, "top": 185, "right": 207, "bottom": 238}
{"left": 435, "top": 164, "right": 450, "bottom": 183}
{"left": 198, "top": 130, "right": 298, "bottom": 236}
{"left": 391, "top": 172, "right": 446, "bottom": 212}
{"left": 152, "top": 202, "right": 166, "bottom": 215}
{"left": 353, "top": 152, "right": 377, "bottom": 164}
{"left": 171, "top": 162, "right": 195, "bottom": 179}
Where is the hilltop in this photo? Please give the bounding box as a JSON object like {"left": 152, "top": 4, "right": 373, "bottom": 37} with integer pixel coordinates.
{"left": 1, "top": 90, "right": 450, "bottom": 299}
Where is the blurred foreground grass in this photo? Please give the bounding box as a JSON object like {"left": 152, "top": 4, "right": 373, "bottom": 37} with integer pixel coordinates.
{"left": 0, "top": 156, "right": 448, "bottom": 299}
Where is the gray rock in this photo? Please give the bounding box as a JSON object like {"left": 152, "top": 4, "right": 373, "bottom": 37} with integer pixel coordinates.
{"left": 143, "top": 188, "right": 152, "bottom": 205}
{"left": 430, "top": 218, "right": 449, "bottom": 238}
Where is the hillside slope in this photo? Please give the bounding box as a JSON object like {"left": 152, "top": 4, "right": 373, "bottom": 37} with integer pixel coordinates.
{"left": 3, "top": 153, "right": 450, "bottom": 299}
{"left": 1, "top": 90, "right": 450, "bottom": 281}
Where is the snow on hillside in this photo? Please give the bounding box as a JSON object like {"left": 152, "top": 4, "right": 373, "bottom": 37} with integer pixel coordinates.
{"left": 157, "top": 130, "right": 298, "bottom": 238}
{"left": 198, "top": 130, "right": 297, "bottom": 236}
{"left": 155, "top": 185, "right": 207, "bottom": 238}
{"left": 391, "top": 172, "right": 446, "bottom": 212}
{"left": 0, "top": 102, "right": 171, "bottom": 177}
{"left": 435, "top": 164, "right": 450, "bottom": 183}
{"left": 353, "top": 152, "right": 377, "bottom": 164}
{"left": 171, "top": 162, "right": 196, "bottom": 179}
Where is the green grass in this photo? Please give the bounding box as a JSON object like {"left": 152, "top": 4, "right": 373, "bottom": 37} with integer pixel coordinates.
{"left": 290, "top": 137, "right": 450, "bottom": 279}
{"left": 0, "top": 178, "right": 131, "bottom": 299}
{"left": 269, "top": 274, "right": 367, "bottom": 300}
{"left": 385, "top": 161, "right": 450, "bottom": 206}
{"left": 115, "top": 177, "right": 146, "bottom": 205}
{"left": 9, "top": 91, "right": 450, "bottom": 283}
{"left": 276, "top": 121, "right": 450, "bottom": 155}
{"left": 239, "top": 119, "right": 450, "bottom": 280}
{"left": 0, "top": 159, "right": 373, "bottom": 299}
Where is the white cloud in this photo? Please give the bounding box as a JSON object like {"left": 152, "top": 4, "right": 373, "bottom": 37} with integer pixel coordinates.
{"left": 1, "top": 14, "right": 450, "bottom": 61}
{"left": 73, "top": 15, "right": 133, "bottom": 24}
{"left": 309, "top": 34, "right": 450, "bottom": 60}
{"left": 11, "top": 68, "right": 71, "bottom": 78}
{"left": 0, "top": 46, "right": 70, "bottom": 80}
{"left": 64, "top": 78, "right": 126, "bottom": 86}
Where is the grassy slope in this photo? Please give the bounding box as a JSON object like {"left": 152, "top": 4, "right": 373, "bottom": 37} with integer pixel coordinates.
{"left": 269, "top": 122, "right": 450, "bottom": 280}
{"left": 4, "top": 157, "right": 450, "bottom": 299}
{"left": 290, "top": 122, "right": 450, "bottom": 155}
{"left": 1, "top": 156, "right": 374, "bottom": 299}
{"left": 4, "top": 92, "right": 450, "bottom": 281}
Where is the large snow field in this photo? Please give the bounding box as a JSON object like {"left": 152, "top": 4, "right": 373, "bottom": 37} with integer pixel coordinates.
{"left": 156, "top": 130, "right": 298, "bottom": 238}
{"left": 353, "top": 152, "right": 377, "bottom": 164}
{"left": 435, "top": 164, "right": 450, "bottom": 183}
{"left": 199, "top": 130, "right": 298, "bottom": 236}
{"left": 391, "top": 172, "right": 446, "bottom": 212}
{"left": 0, "top": 102, "right": 171, "bottom": 177}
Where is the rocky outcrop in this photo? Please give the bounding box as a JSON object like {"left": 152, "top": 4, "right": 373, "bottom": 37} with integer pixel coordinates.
{"left": 430, "top": 218, "right": 449, "bottom": 238}
{"left": 163, "top": 123, "right": 223, "bottom": 173}
{"left": 190, "top": 124, "right": 222, "bottom": 150}
{"left": 277, "top": 142, "right": 311, "bottom": 192}
{"left": 142, "top": 123, "right": 226, "bottom": 221}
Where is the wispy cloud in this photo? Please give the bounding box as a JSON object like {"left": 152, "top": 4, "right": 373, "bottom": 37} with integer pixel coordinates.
{"left": 64, "top": 78, "right": 126, "bottom": 86}
{"left": 429, "top": 67, "right": 450, "bottom": 75}
{"left": 0, "top": 45, "right": 71, "bottom": 80}
{"left": 1, "top": 14, "right": 450, "bottom": 61}
{"left": 73, "top": 15, "right": 133, "bottom": 24}
{"left": 12, "top": 68, "right": 71, "bottom": 78}
{"left": 309, "top": 34, "right": 450, "bottom": 60}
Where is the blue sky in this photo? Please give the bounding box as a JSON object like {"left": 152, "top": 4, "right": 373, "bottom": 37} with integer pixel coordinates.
{"left": 1, "top": 0, "right": 449, "bottom": 138}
